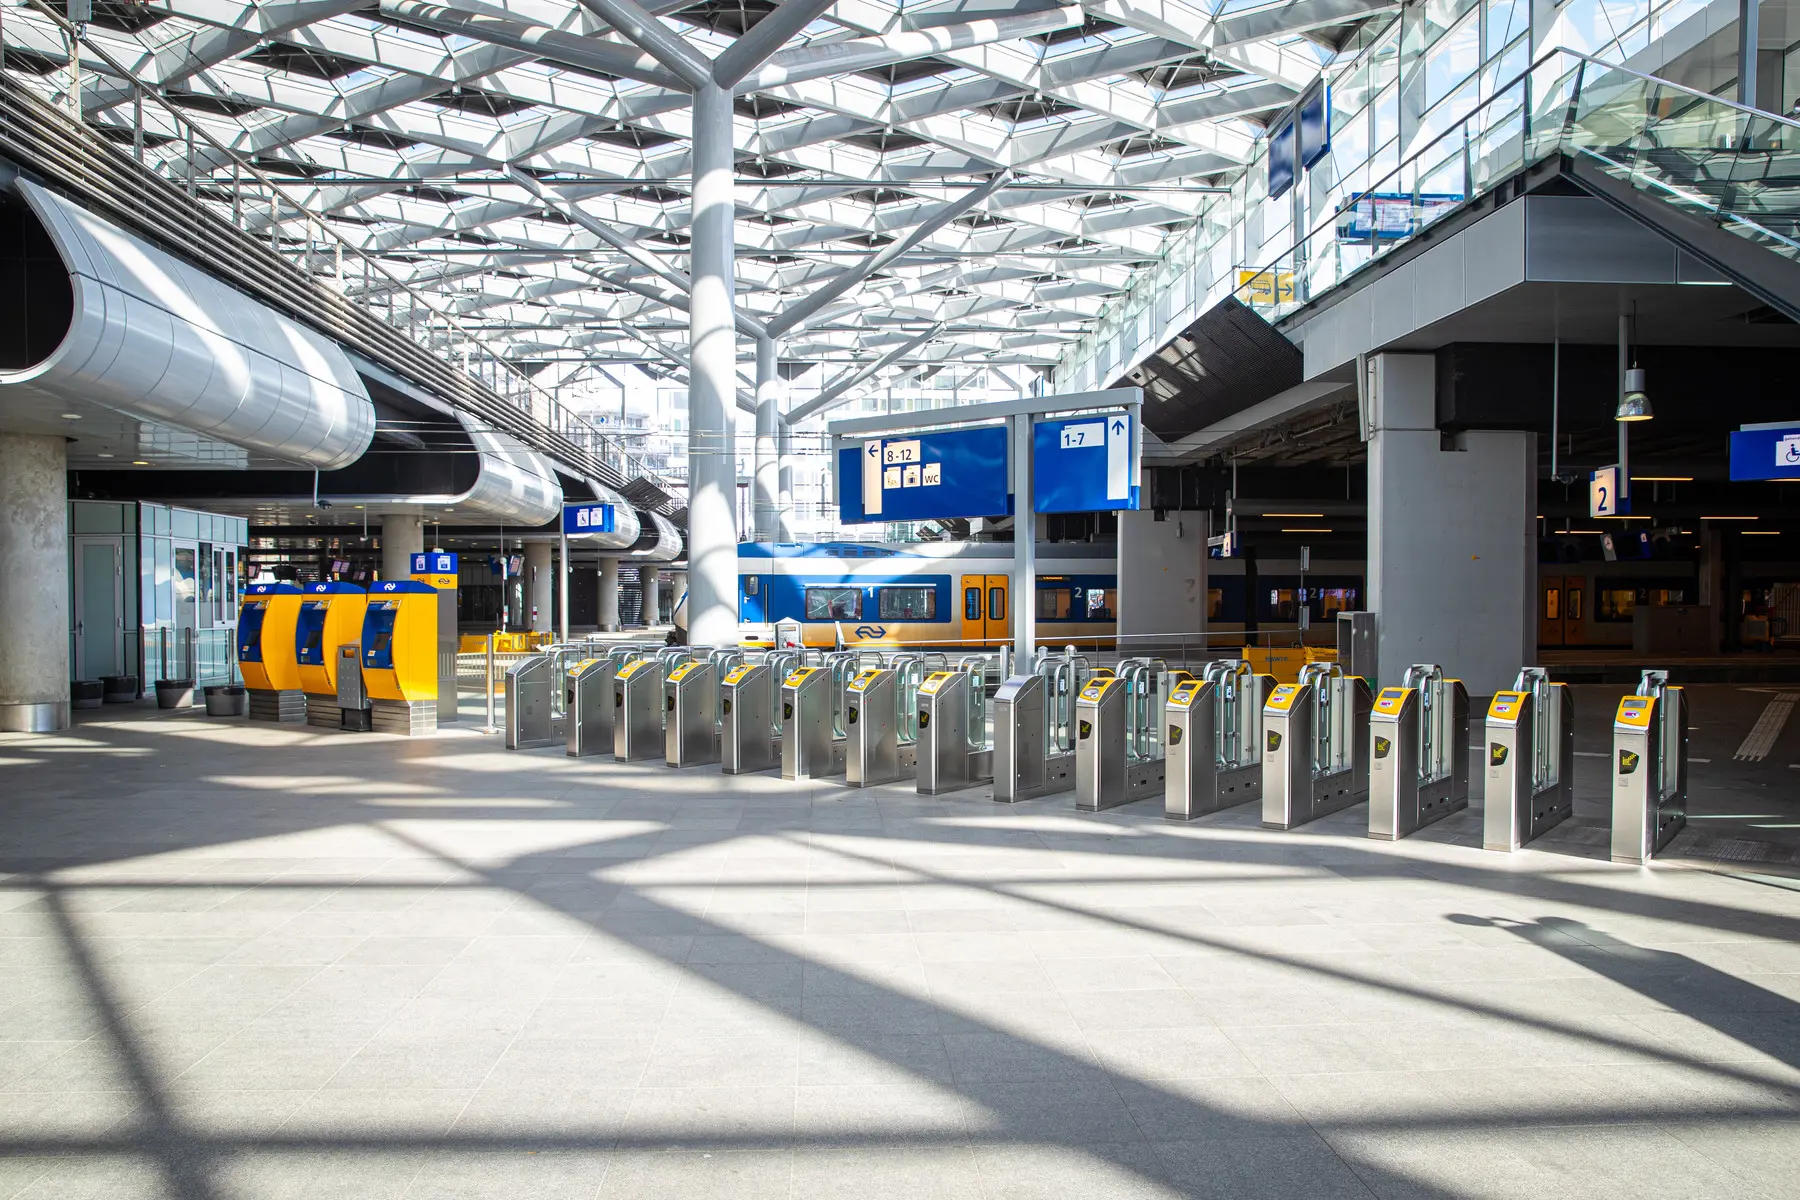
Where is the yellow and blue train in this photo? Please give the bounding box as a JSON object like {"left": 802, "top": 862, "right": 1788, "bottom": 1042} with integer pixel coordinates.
{"left": 729, "top": 541, "right": 1366, "bottom": 650}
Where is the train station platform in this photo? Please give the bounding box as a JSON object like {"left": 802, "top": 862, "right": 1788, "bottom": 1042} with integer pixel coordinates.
{"left": 3, "top": 686, "right": 1797, "bottom": 1199}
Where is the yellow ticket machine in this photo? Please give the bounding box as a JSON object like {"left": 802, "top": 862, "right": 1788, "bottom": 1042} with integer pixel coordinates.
{"left": 295, "top": 582, "right": 367, "bottom": 728}
{"left": 238, "top": 582, "right": 304, "bottom": 722}
{"left": 361, "top": 580, "right": 439, "bottom": 735}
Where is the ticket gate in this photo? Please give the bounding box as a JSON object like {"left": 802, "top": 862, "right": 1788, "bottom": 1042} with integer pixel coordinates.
{"left": 1482, "top": 667, "right": 1574, "bottom": 852}
{"left": 505, "top": 653, "right": 556, "bottom": 749}
{"left": 781, "top": 665, "right": 845, "bottom": 780}
{"left": 993, "top": 655, "right": 1090, "bottom": 803}
{"left": 665, "top": 659, "right": 720, "bottom": 768}
{"left": 1075, "top": 660, "right": 1185, "bottom": 811}
{"left": 917, "top": 669, "right": 994, "bottom": 794}
{"left": 1261, "top": 662, "right": 1373, "bottom": 830}
{"left": 721, "top": 660, "right": 779, "bottom": 774}
{"left": 615, "top": 655, "right": 672, "bottom": 761}
{"left": 1163, "top": 661, "right": 1272, "bottom": 821}
{"left": 1611, "top": 670, "right": 1688, "bottom": 865}
{"left": 1368, "top": 664, "right": 1470, "bottom": 840}
{"left": 566, "top": 658, "right": 613, "bottom": 757}
{"left": 843, "top": 668, "right": 917, "bottom": 786}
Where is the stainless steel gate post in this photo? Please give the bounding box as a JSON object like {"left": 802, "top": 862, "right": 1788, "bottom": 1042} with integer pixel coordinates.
{"left": 1611, "top": 671, "right": 1688, "bottom": 864}
{"left": 1483, "top": 668, "right": 1575, "bottom": 852}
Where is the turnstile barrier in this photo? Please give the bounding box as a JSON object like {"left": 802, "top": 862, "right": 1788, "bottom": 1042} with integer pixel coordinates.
{"left": 566, "top": 657, "right": 613, "bottom": 756}
{"left": 1164, "top": 660, "right": 1271, "bottom": 821}
{"left": 1074, "top": 664, "right": 1171, "bottom": 811}
{"left": 614, "top": 657, "right": 666, "bottom": 760}
{"left": 1482, "top": 667, "right": 1574, "bottom": 851}
{"left": 1261, "top": 662, "right": 1373, "bottom": 830}
{"left": 916, "top": 669, "right": 994, "bottom": 794}
{"left": 721, "top": 661, "right": 778, "bottom": 774}
{"left": 665, "top": 659, "right": 720, "bottom": 768}
{"left": 1611, "top": 670, "right": 1687, "bottom": 865}
{"left": 844, "top": 668, "right": 917, "bottom": 787}
{"left": 781, "top": 665, "right": 844, "bottom": 780}
{"left": 1368, "top": 664, "right": 1470, "bottom": 840}
{"left": 505, "top": 654, "right": 555, "bottom": 749}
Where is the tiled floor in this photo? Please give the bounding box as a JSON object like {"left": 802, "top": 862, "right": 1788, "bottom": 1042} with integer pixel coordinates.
{"left": 2, "top": 697, "right": 1798, "bottom": 1199}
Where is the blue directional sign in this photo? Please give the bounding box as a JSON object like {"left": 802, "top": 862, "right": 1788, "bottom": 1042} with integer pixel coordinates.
{"left": 837, "top": 425, "right": 1012, "bottom": 524}
{"left": 1729, "top": 423, "right": 1800, "bottom": 480}
{"left": 562, "top": 501, "right": 616, "bottom": 534}
{"left": 410, "top": 552, "right": 458, "bottom": 575}
{"left": 1032, "top": 410, "right": 1140, "bottom": 513}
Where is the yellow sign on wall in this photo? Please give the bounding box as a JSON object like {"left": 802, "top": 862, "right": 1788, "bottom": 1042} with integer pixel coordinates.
{"left": 1236, "top": 268, "right": 1295, "bottom": 305}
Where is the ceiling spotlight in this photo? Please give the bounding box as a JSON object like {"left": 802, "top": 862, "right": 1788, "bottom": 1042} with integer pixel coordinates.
{"left": 132, "top": 460, "right": 149, "bottom": 466}
{"left": 96, "top": 452, "right": 114, "bottom": 458}
{"left": 1616, "top": 366, "right": 1652, "bottom": 421}
{"left": 61, "top": 412, "right": 80, "bottom": 420}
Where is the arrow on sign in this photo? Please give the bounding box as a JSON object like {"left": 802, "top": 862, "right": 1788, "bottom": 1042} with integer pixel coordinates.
{"left": 1112, "top": 418, "right": 1126, "bottom": 435}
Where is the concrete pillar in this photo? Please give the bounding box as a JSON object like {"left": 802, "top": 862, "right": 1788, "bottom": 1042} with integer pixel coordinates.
{"left": 685, "top": 81, "right": 739, "bottom": 646}
{"left": 642, "top": 568, "right": 661, "bottom": 626}
{"left": 598, "top": 558, "right": 620, "bottom": 631}
{"left": 1117, "top": 508, "right": 1207, "bottom": 659}
{"left": 0, "top": 433, "right": 69, "bottom": 732}
{"left": 380, "top": 513, "right": 423, "bottom": 582}
{"left": 777, "top": 419, "right": 794, "bottom": 540}
{"left": 1367, "top": 354, "right": 1535, "bottom": 695}
{"left": 525, "top": 541, "right": 552, "bottom": 633}
{"left": 753, "top": 335, "right": 780, "bottom": 542}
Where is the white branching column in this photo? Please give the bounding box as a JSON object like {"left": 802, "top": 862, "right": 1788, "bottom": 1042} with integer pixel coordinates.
{"left": 753, "top": 334, "right": 779, "bottom": 542}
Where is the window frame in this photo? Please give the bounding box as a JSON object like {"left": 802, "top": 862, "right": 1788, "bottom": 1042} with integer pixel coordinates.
{"left": 877, "top": 586, "right": 937, "bottom": 622}
{"left": 803, "top": 586, "right": 862, "bottom": 621}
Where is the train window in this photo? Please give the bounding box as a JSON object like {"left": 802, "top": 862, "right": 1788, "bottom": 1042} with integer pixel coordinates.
{"left": 1597, "top": 588, "right": 1635, "bottom": 622}
{"left": 988, "top": 588, "right": 1006, "bottom": 621}
{"left": 1544, "top": 588, "right": 1559, "bottom": 620}
{"left": 1037, "top": 589, "right": 1071, "bottom": 619}
{"left": 1086, "top": 588, "right": 1114, "bottom": 620}
{"left": 964, "top": 588, "right": 980, "bottom": 620}
{"left": 1207, "top": 588, "right": 1223, "bottom": 621}
{"left": 878, "top": 587, "right": 936, "bottom": 621}
{"left": 804, "top": 587, "right": 861, "bottom": 620}
{"left": 1567, "top": 587, "right": 1583, "bottom": 621}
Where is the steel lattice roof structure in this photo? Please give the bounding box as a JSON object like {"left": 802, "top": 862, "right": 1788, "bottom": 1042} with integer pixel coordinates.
{"left": 1, "top": 0, "right": 1395, "bottom": 403}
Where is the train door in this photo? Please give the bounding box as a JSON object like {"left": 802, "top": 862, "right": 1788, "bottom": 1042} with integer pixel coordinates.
{"left": 1539, "top": 574, "right": 1585, "bottom": 647}
{"left": 983, "top": 574, "right": 1009, "bottom": 645}
{"left": 1539, "top": 575, "right": 1563, "bottom": 647}
{"left": 958, "top": 574, "right": 1010, "bottom": 646}
{"left": 1560, "top": 575, "right": 1585, "bottom": 645}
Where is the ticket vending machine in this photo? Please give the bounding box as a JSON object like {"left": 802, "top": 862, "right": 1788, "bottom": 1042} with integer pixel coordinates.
{"left": 295, "top": 583, "right": 367, "bottom": 728}
{"left": 409, "top": 552, "right": 460, "bottom": 724}
{"left": 614, "top": 657, "right": 665, "bottom": 761}
{"left": 360, "top": 581, "right": 438, "bottom": 735}
{"left": 566, "top": 659, "right": 612, "bottom": 757}
{"left": 1367, "top": 665, "right": 1469, "bottom": 841}
{"left": 1483, "top": 668, "right": 1575, "bottom": 852}
{"left": 1611, "top": 670, "right": 1688, "bottom": 865}
{"left": 1261, "top": 663, "right": 1372, "bottom": 830}
{"left": 665, "top": 660, "right": 720, "bottom": 768}
{"left": 238, "top": 582, "right": 304, "bottom": 722}
{"left": 721, "top": 661, "right": 778, "bottom": 774}
{"left": 781, "top": 665, "right": 843, "bottom": 780}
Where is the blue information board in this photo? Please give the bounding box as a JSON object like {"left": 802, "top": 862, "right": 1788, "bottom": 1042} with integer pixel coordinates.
{"left": 837, "top": 425, "right": 1011, "bottom": 524}
{"left": 1729, "top": 424, "right": 1800, "bottom": 480}
{"left": 562, "top": 502, "right": 616, "bottom": 534}
{"left": 410, "top": 552, "right": 458, "bottom": 575}
{"left": 1033, "top": 411, "right": 1140, "bottom": 514}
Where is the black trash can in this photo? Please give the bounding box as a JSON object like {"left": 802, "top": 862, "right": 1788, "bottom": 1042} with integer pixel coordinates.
{"left": 204, "top": 685, "right": 247, "bottom": 717}
{"left": 155, "top": 679, "right": 196, "bottom": 709}
{"left": 101, "top": 675, "right": 138, "bottom": 703}
{"left": 71, "top": 680, "right": 104, "bottom": 710}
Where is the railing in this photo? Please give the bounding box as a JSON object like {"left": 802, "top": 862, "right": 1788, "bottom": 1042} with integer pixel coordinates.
{"left": 1061, "top": 47, "right": 1800, "bottom": 388}
{"left": 1238, "top": 48, "right": 1800, "bottom": 325}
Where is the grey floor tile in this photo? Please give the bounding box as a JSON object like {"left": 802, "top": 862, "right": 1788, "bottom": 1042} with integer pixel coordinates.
{"left": 597, "top": 1149, "right": 792, "bottom": 1199}
{"left": 789, "top": 1146, "right": 985, "bottom": 1200}
{"left": 969, "top": 1141, "right": 1183, "bottom": 1200}
{"left": 1153, "top": 1133, "right": 1378, "bottom": 1199}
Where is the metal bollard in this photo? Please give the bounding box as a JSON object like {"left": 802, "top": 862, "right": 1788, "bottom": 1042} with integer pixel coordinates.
{"left": 484, "top": 632, "right": 497, "bottom": 733}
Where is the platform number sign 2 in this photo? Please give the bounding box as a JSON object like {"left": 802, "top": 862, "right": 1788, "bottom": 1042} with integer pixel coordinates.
{"left": 1590, "top": 465, "right": 1621, "bottom": 517}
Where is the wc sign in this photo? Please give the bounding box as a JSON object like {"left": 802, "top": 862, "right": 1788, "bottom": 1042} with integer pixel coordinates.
{"left": 410, "top": 552, "right": 458, "bottom": 590}
{"left": 562, "top": 502, "right": 616, "bottom": 534}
